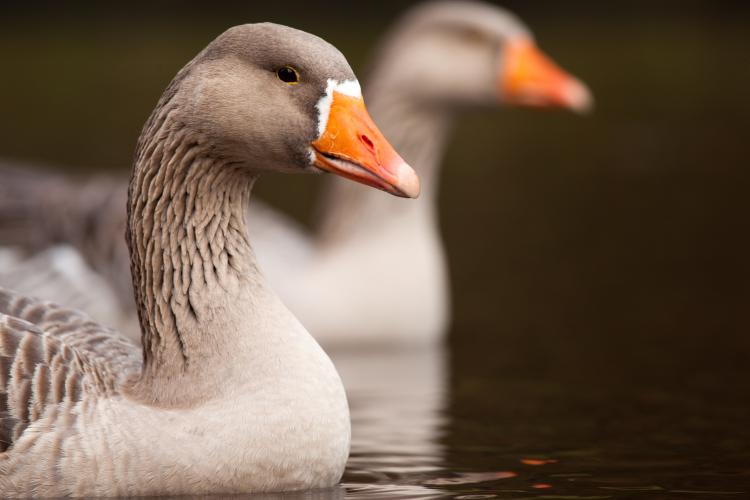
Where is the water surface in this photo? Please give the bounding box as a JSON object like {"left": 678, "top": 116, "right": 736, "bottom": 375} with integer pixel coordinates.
{"left": 337, "top": 342, "right": 750, "bottom": 499}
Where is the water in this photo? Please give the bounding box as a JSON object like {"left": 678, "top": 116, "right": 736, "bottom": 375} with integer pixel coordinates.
{"left": 336, "top": 344, "right": 749, "bottom": 499}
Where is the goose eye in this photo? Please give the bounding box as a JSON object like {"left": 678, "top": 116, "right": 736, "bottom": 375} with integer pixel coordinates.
{"left": 277, "top": 66, "right": 300, "bottom": 84}
{"left": 458, "top": 28, "right": 486, "bottom": 45}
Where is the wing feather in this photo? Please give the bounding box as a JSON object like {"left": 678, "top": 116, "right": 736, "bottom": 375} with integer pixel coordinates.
{"left": 0, "top": 287, "right": 140, "bottom": 452}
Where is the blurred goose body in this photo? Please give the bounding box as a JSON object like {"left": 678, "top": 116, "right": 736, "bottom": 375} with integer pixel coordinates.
{"left": 0, "top": 1, "right": 591, "bottom": 347}
{"left": 0, "top": 23, "right": 418, "bottom": 497}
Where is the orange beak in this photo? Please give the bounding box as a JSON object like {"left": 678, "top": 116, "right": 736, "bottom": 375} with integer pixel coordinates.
{"left": 500, "top": 39, "right": 593, "bottom": 113}
{"left": 312, "top": 92, "right": 420, "bottom": 198}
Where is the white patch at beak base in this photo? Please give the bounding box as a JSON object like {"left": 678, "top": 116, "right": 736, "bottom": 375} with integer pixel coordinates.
{"left": 314, "top": 78, "right": 362, "bottom": 138}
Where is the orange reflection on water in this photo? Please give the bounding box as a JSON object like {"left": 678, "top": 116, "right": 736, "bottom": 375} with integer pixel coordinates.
{"left": 520, "top": 458, "right": 558, "bottom": 466}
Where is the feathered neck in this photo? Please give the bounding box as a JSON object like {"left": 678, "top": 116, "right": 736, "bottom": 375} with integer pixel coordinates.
{"left": 126, "top": 100, "right": 259, "bottom": 403}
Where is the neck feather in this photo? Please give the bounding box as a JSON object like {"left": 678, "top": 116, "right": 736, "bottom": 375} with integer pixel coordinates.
{"left": 127, "top": 104, "right": 257, "bottom": 397}
{"left": 365, "top": 77, "right": 450, "bottom": 194}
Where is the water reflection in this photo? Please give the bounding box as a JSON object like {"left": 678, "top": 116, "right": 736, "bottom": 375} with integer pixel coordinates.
{"left": 332, "top": 340, "right": 750, "bottom": 499}
{"left": 335, "top": 345, "right": 449, "bottom": 497}
{"left": 138, "top": 487, "right": 346, "bottom": 500}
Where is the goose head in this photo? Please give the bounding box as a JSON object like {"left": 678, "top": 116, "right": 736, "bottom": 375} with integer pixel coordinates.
{"left": 161, "top": 23, "right": 419, "bottom": 198}
{"left": 372, "top": 0, "right": 592, "bottom": 113}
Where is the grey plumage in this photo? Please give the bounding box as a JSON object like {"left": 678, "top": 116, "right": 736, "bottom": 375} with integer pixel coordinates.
{"left": 0, "top": 164, "right": 132, "bottom": 308}
{"left": 0, "top": 288, "right": 138, "bottom": 453}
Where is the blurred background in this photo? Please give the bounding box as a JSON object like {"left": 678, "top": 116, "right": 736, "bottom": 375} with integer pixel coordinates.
{"left": 2, "top": 1, "right": 750, "bottom": 495}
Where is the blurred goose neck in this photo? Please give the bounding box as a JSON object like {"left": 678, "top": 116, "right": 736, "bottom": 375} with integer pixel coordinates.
{"left": 367, "top": 85, "right": 450, "bottom": 196}
{"left": 127, "top": 103, "right": 259, "bottom": 401}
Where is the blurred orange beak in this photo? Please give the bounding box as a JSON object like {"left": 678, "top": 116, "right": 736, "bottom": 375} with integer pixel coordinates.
{"left": 501, "top": 39, "right": 593, "bottom": 113}
{"left": 312, "top": 92, "right": 420, "bottom": 199}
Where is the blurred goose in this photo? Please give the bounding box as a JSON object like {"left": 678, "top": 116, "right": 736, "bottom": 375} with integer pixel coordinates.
{"left": 0, "top": 22, "right": 418, "bottom": 497}
{"left": 0, "top": 1, "right": 591, "bottom": 347}
{"left": 0, "top": 167, "right": 144, "bottom": 341}
{"left": 255, "top": 0, "right": 592, "bottom": 346}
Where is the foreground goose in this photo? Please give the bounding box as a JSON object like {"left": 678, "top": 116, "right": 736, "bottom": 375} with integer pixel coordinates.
{"left": 0, "top": 23, "right": 418, "bottom": 497}
{"left": 0, "top": 1, "right": 591, "bottom": 346}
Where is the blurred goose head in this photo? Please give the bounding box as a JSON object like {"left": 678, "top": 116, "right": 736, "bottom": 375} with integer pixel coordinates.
{"left": 369, "top": 0, "right": 592, "bottom": 113}
{"left": 153, "top": 23, "right": 419, "bottom": 197}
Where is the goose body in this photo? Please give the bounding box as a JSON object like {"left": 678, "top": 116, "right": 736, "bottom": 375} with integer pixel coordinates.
{"left": 0, "top": 287, "right": 348, "bottom": 496}
{"left": 0, "top": 22, "right": 418, "bottom": 496}
{"left": 0, "top": 1, "right": 591, "bottom": 348}
{"left": 256, "top": 202, "right": 449, "bottom": 346}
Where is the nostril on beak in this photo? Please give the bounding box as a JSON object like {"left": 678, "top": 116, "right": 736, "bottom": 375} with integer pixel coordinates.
{"left": 359, "top": 133, "right": 381, "bottom": 164}
{"left": 360, "top": 134, "right": 375, "bottom": 152}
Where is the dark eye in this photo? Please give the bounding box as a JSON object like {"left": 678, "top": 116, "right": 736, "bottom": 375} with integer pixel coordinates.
{"left": 277, "top": 66, "right": 300, "bottom": 84}
{"left": 457, "top": 27, "right": 486, "bottom": 45}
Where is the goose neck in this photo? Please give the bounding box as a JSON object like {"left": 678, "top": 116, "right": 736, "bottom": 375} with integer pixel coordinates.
{"left": 365, "top": 86, "right": 450, "bottom": 197}
{"left": 126, "top": 112, "right": 262, "bottom": 402}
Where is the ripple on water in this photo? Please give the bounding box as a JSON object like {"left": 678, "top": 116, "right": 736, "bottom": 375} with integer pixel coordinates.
{"left": 334, "top": 344, "right": 749, "bottom": 500}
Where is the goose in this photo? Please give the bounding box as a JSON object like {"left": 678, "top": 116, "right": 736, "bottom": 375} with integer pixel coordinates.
{"left": 0, "top": 167, "right": 147, "bottom": 342}
{"left": 0, "top": 22, "right": 419, "bottom": 497}
{"left": 257, "top": 0, "right": 592, "bottom": 346}
{"left": 0, "top": 1, "right": 591, "bottom": 347}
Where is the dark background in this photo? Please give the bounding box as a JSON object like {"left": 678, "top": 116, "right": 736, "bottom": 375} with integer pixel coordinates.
{"left": 3, "top": 2, "right": 750, "bottom": 471}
